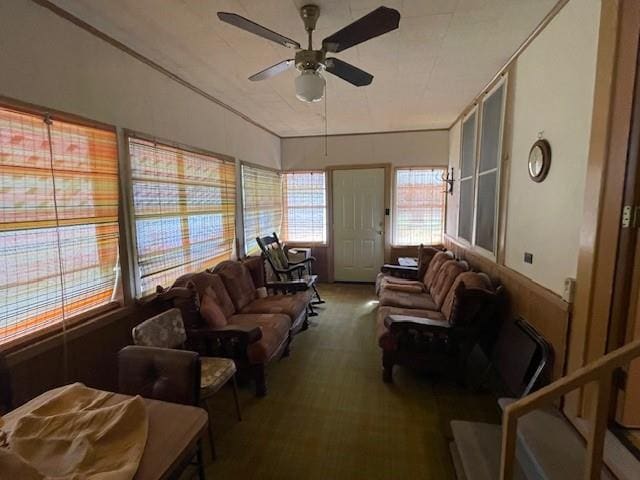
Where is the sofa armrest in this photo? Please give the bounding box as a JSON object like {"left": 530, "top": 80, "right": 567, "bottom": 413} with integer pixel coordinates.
{"left": 384, "top": 314, "right": 451, "bottom": 333}
{"left": 118, "top": 345, "right": 200, "bottom": 405}
{"left": 188, "top": 324, "right": 263, "bottom": 345}
{"left": 380, "top": 264, "right": 419, "bottom": 280}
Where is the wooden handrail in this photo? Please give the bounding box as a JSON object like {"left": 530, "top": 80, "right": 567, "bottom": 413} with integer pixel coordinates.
{"left": 499, "top": 338, "right": 640, "bottom": 479}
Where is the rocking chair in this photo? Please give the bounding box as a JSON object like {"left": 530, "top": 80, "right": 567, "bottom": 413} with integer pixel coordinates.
{"left": 256, "top": 232, "right": 325, "bottom": 315}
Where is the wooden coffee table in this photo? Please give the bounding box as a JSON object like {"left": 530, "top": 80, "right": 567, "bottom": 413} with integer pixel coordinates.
{"left": 3, "top": 386, "right": 209, "bottom": 480}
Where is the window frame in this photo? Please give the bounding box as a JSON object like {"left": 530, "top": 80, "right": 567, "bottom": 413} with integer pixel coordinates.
{"left": 0, "top": 99, "right": 124, "bottom": 351}
{"left": 125, "top": 130, "right": 237, "bottom": 298}
{"left": 456, "top": 76, "right": 508, "bottom": 259}
{"left": 240, "top": 161, "right": 283, "bottom": 256}
{"left": 281, "top": 170, "right": 328, "bottom": 246}
{"left": 392, "top": 166, "right": 448, "bottom": 247}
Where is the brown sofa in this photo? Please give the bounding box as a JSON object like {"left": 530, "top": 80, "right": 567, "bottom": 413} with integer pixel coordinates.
{"left": 153, "top": 257, "right": 311, "bottom": 396}
{"left": 376, "top": 251, "right": 502, "bottom": 382}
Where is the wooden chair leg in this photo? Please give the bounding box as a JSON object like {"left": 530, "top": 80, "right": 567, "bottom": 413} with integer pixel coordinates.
{"left": 196, "top": 440, "right": 206, "bottom": 480}
{"left": 311, "top": 284, "right": 325, "bottom": 304}
{"left": 231, "top": 375, "right": 242, "bottom": 421}
{"left": 201, "top": 398, "right": 216, "bottom": 460}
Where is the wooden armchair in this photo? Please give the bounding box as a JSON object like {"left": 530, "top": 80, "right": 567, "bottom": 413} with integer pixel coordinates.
{"left": 379, "top": 272, "right": 504, "bottom": 383}
{"left": 256, "top": 232, "right": 324, "bottom": 308}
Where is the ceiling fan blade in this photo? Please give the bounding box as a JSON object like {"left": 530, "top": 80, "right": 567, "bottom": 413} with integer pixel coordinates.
{"left": 217, "top": 12, "right": 301, "bottom": 49}
{"left": 249, "top": 59, "right": 295, "bottom": 81}
{"left": 325, "top": 58, "right": 373, "bottom": 87}
{"left": 322, "top": 6, "right": 400, "bottom": 53}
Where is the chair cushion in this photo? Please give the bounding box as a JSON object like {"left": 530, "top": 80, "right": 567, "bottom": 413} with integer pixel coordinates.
{"left": 200, "top": 356, "right": 236, "bottom": 397}
{"left": 228, "top": 314, "right": 291, "bottom": 364}
{"left": 440, "top": 272, "right": 495, "bottom": 325}
{"left": 242, "top": 256, "right": 266, "bottom": 289}
{"left": 422, "top": 251, "right": 452, "bottom": 290}
{"left": 379, "top": 289, "right": 437, "bottom": 310}
{"left": 429, "top": 260, "right": 469, "bottom": 309}
{"left": 239, "top": 293, "right": 307, "bottom": 322}
{"left": 215, "top": 261, "right": 258, "bottom": 312}
{"left": 200, "top": 293, "right": 228, "bottom": 329}
{"left": 132, "top": 308, "right": 186, "bottom": 349}
{"left": 186, "top": 272, "right": 236, "bottom": 319}
{"left": 376, "top": 306, "right": 445, "bottom": 349}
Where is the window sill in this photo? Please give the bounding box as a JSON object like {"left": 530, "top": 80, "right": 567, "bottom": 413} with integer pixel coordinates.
{"left": 2, "top": 303, "right": 133, "bottom": 365}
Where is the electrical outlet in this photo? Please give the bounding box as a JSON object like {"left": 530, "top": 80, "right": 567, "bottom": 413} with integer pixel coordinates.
{"left": 524, "top": 252, "right": 533, "bottom": 264}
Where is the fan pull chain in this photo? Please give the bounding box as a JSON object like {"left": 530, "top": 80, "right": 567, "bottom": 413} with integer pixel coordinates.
{"left": 324, "top": 82, "right": 328, "bottom": 157}
{"left": 45, "top": 113, "right": 69, "bottom": 384}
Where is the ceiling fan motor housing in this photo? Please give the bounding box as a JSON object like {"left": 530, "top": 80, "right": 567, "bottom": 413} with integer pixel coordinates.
{"left": 295, "top": 49, "right": 325, "bottom": 72}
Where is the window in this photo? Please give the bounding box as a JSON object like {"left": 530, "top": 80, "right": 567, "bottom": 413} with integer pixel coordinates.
{"left": 241, "top": 164, "right": 282, "bottom": 255}
{"left": 281, "top": 171, "right": 327, "bottom": 243}
{"left": 475, "top": 83, "right": 505, "bottom": 252}
{"left": 129, "top": 137, "right": 236, "bottom": 295}
{"left": 393, "top": 168, "right": 446, "bottom": 246}
{"left": 457, "top": 79, "right": 506, "bottom": 254}
{"left": 0, "top": 106, "right": 120, "bottom": 346}
{"left": 458, "top": 110, "right": 477, "bottom": 243}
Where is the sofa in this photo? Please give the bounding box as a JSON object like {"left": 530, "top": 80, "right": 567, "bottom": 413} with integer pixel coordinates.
{"left": 376, "top": 251, "right": 502, "bottom": 382}
{"left": 153, "top": 257, "right": 312, "bottom": 396}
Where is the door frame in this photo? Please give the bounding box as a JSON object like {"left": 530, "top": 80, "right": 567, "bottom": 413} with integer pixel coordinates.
{"left": 326, "top": 163, "right": 391, "bottom": 282}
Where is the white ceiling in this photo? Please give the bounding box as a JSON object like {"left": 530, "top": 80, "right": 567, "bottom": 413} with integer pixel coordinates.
{"left": 49, "top": 0, "right": 558, "bottom": 137}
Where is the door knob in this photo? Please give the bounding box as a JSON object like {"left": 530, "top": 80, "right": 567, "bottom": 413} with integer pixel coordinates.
{"left": 376, "top": 230, "right": 383, "bottom": 235}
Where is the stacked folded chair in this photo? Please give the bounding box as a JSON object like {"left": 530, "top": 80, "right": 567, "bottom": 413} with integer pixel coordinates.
{"left": 376, "top": 250, "right": 504, "bottom": 383}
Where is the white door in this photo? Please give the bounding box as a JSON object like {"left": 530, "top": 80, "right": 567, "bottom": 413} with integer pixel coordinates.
{"left": 333, "top": 168, "right": 385, "bottom": 282}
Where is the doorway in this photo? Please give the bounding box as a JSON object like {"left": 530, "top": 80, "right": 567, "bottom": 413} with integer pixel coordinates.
{"left": 332, "top": 168, "right": 385, "bottom": 282}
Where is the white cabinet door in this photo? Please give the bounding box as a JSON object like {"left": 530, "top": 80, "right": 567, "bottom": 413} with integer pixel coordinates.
{"left": 333, "top": 168, "right": 385, "bottom": 282}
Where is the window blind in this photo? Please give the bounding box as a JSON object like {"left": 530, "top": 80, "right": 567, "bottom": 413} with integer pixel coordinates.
{"left": 129, "top": 138, "right": 236, "bottom": 295}
{"left": 0, "top": 107, "right": 120, "bottom": 345}
{"left": 393, "top": 167, "right": 446, "bottom": 246}
{"left": 241, "top": 164, "right": 282, "bottom": 255}
{"left": 282, "top": 171, "right": 326, "bottom": 243}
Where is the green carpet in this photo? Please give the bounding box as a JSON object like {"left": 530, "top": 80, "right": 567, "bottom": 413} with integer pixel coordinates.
{"left": 204, "top": 283, "right": 500, "bottom": 479}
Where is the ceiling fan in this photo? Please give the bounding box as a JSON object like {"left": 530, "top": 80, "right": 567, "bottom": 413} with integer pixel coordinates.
{"left": 217, "top": 5, "right": 400, "bottom": 103}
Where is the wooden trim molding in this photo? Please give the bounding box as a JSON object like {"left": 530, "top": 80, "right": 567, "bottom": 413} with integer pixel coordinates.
{"left": 567, "top": 0, "right": 636, "bottom": 418}
{"left": 445, "top": 234, "right": 570, "bottom": 380}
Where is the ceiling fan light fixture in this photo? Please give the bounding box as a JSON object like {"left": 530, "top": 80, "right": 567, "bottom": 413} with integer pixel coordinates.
{"left": 295, "top": 69, "right": 325, "bottom": 103}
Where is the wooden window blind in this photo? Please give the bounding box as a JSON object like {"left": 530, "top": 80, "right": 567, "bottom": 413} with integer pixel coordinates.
{"left": 282, "top": 171, "right": 327, "bottom": 243}
{"left": 0, "top": 106, "right": 120, "bottom": 346}
{"left": 241, "top": 164, "right": 282, "bottom": 255}
{"left": 129, "top": 137, "right": 236, "bottom": 295}
{"left": 393, "top": 167, "right": 446, "bottom": 246}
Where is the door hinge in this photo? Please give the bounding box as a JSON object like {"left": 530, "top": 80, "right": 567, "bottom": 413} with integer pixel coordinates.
{"left": 613, "top": 368, "right": 628, "bottom": 391}
{"left": 622, "top": 205, "right": 640, "bottom": 229}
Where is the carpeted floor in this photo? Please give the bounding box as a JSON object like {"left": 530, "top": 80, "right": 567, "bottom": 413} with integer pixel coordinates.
{"left": 203, "top": 283, "right": 500, "bottom": 480}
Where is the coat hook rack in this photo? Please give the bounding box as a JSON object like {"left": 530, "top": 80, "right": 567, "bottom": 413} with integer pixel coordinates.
{"left": 441, "top": 167, "right": 455, "bottom": 195}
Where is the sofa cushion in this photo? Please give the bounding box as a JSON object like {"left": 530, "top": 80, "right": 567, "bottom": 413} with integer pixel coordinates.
{"left": 242, "top": 256, "right": 266, "bottom": 289}
{"left": 440, "top": 272, "right": 494, "bottom": 325}
{"left": 383, "top": 283, "right": 424, "bottom": 294}
{"left": 376, "top": 306, "right": 446, "bottom": 349}
{"left": 429, "top": 260, "right": 469, "bottom": 309}
{"left": 199, "top": 292, "right": 228, "bottom": 328}
{"left": 214, "top": 261, "right": 258, "bottom": 312}
{"left": 422, "top": 251, "right": 453, "bottom": 290}
{"left": 377, "top": 274, "right": 425, "bottom": 294}
{"left": 240, "top": 293, "right": 308, "bottom": 322}
{"left": 379, "top": 289, "right": 437, "bottom": 310}
{"left": 228, "top": 313, "right": 291, "bottom": 364}
{"left": 187, "top": 272, "right": 236, "bottom": 319}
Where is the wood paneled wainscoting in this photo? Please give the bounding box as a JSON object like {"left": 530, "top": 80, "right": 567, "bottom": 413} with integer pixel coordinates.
{"left": 444, "top": 235, "right": 571, "bottom": 380}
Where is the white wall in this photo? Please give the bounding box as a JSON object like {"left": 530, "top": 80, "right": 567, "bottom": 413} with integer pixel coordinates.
{"left": 446, "top": 0, "right": 601, "bottom": 296}
{"left": 0, "top": 0, "right": 280, "bottom": 169}
{"left": 281, "top": 130, "right": 449, "bottom": 170}
{"left": 504, "top": 0, "right": 600, "bottom": 295}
